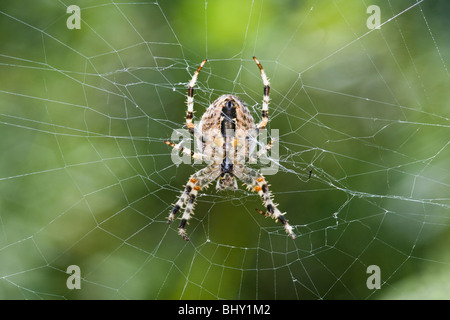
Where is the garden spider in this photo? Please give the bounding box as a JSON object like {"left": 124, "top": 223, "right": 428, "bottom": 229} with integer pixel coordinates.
{"left": 165, "top": 57, "right": 295, "bottom": 241}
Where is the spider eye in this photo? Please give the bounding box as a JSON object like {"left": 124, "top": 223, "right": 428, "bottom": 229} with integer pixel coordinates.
{"left": 225, "top": 100, "right": 235, "bottom": 109}
{"left": 222, "top": 99, "right": 237, "bottom": 119}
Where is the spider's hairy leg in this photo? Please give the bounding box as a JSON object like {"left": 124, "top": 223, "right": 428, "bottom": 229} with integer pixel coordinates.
{"left": 248, "top": 138, "right": 274, "bottom": 163}
{"left": 235, "top": 165, "right": 295, "bottom": 239}
{"left": 168, "top": 165, "right": 219, "bottom": 241}
{"left": 253, "top": 57, "right": 270, "bottom": 131}
{"left": 186, "top": 59, "right": 207, "bottom": 135}
{"left": 164, "top": 140, "right": 209, "bottom": 162}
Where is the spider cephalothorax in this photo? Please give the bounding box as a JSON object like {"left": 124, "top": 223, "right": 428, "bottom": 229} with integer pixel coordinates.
{"left": 165, "top": 57, "right": 295, "bottom": 241}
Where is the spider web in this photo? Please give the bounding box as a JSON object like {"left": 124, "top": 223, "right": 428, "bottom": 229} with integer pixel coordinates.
{"left": 0, "top": 0, "right": 449, "bottom": 300}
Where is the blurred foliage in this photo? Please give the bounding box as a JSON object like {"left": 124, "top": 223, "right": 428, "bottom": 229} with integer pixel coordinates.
{"left": 0, "top": 0, "right": 449, "bottom": 299}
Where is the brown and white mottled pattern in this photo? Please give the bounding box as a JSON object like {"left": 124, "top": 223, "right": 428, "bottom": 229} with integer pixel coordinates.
{"left": 197, "top": 94, "right": 257, "bottom": 167}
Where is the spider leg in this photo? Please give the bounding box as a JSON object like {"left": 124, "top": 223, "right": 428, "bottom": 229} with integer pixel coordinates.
{"left": 168, "top": 165, "right": 220, "bottom": 241}
{"left": 186, "top": 59, "right": 207, "bottom": 135}
{"left": 235, "top": 165, "right": 295, "bottom": 239}
{"left": 164, "top": 140, "right": 210, "bottom": 162}
{"left": 248, "top": 138, "right": 274, "bottom": 163}
{"left": 253, "top": 57, "right": 270, "bottom": 131}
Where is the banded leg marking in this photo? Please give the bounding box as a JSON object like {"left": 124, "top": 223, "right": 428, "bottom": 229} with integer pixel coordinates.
{"left": 186, "top": 59, "right": 207, "bottom": 134}
{"left": 253, "top": 57, "right": 270, "bottom": 130}
{"left": 236, "top": 165, "right": 295, "bottom": 239}
{"left": 164, "top": 140, "right": 207, "bottom": 162}
{"left": 168, "top": 165, "right": 219, "bottom": 241}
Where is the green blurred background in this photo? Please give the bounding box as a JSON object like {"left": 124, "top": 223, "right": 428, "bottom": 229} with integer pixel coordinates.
{"left": 0, "top": 0, "right": 449, "bottom": 299}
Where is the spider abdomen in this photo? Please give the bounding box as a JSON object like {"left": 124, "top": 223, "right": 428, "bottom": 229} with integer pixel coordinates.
{"left": 199, "top": 94, "right": 257, "bottom": 166}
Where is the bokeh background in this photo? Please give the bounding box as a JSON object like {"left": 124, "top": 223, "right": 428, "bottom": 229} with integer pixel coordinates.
{"left": 0, "top": 0, "right": 449, "bottom": 299}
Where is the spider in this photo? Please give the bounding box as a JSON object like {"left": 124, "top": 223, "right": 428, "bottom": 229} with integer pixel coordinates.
{"left": 165, "top": 57, "right": 295, "bottom": 241}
